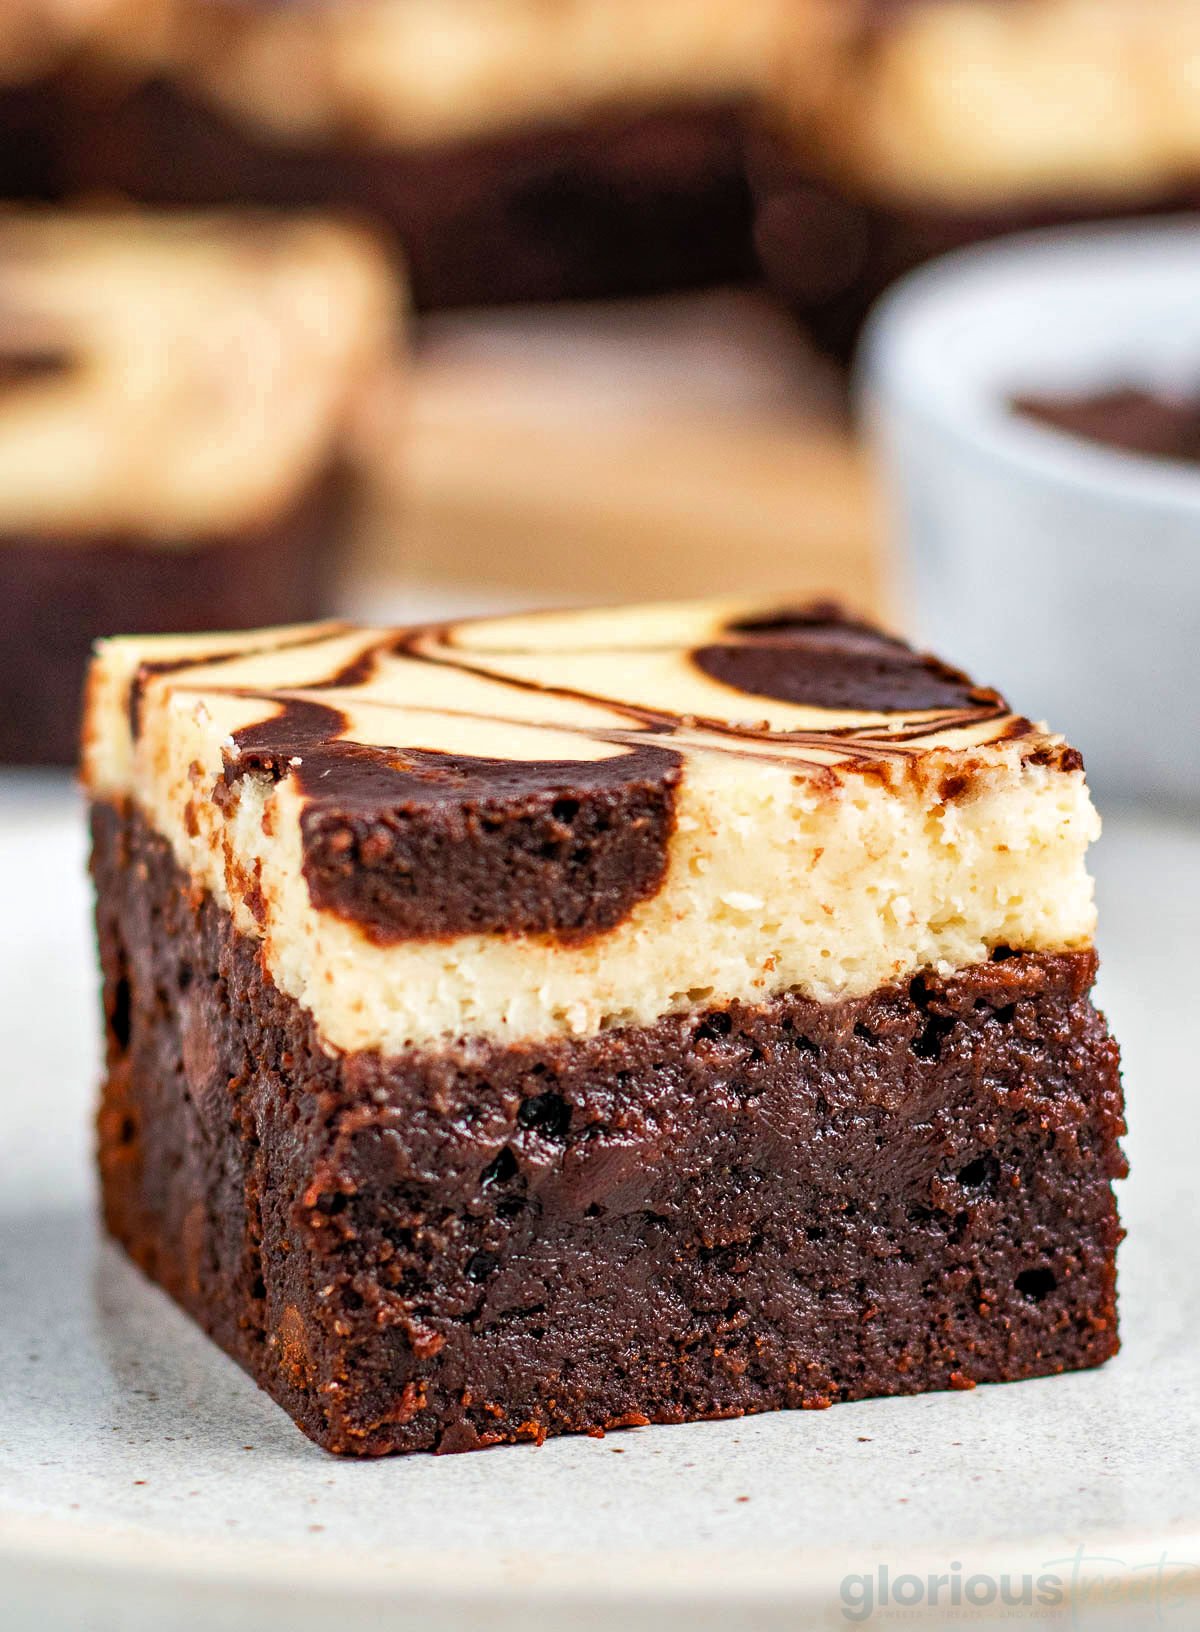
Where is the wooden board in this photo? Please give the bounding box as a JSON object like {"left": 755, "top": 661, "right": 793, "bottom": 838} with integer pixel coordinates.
{"left": 352, "top": 289, "right": 885, "bottom": 618}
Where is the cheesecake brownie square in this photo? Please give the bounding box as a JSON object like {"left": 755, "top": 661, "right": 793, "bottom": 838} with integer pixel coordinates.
{"left": 84, "top": 602, "right": 1125, "bottom": 1456}
{"left": 756, "top": 0, "right": 1200, "bottom": 352}
{"left": 74, "top": 0, "right": 786, "bottom": 307}
{"left": 0, "top": 209, "right": 399, "bottom": 763}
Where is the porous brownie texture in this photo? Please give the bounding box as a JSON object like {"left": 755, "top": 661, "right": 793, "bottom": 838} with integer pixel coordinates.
{"left": 94, "top": 802, "right": 1126, "bottom": 1456}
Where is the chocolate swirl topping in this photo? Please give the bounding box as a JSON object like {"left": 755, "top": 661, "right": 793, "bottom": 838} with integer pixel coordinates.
{"left": 693, "top": 612, "right": 997, "bottom": 713}
{"left": 230, "top": 698, "right": 680, "bottom": 943}
{"left": 126, "top": 602, "right": 1050, "bottom": 943}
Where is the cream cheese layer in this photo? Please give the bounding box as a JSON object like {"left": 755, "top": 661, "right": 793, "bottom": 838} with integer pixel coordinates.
{"left": 101, "top": 0, "right": 792, "bottom": 148}
{"left": 777, "top": 0, "right": 1200, "bottom": 208}
{"left": 84, "top": 602, "right": 1100, "bottom": 1053}
{"left": 0, "top": 211, "right": 399, "bottom": 538}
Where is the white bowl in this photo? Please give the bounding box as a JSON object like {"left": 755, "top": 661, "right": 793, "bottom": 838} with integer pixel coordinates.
{"left": 862, "top": 218, "right": 1200, "bottom": 807}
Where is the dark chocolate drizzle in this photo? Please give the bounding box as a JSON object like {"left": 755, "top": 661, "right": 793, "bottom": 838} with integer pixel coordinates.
{"left": 125, "top": 622, "right": 350, "bottom": 742}
{"left": 130, "top": 603, "right": 1047, "bottom": 944}
{"left": 396, "top": 613, "right": 1013, "bottom": 759}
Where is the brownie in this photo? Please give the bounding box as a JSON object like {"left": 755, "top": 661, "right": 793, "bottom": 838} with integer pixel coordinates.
{"left": 78, "top": 83, "right": 759, "bottom": 310}
{"left": 758, "top": 0, "right": 1200, "bottom": 352}
{"left": 0, "top": 481, "right": 343, "bottom": 766}
{"left": 84, "top": 602, "right": 1125, "bottom": 1455}
{"left": 70, "top": 0, "right": 792, "bottom": 307}
{"left": 0, "top": 210, "right": 397, "bottom": 763}
{"left": 753, "top": 173, "right": 1200, "bottom": 360}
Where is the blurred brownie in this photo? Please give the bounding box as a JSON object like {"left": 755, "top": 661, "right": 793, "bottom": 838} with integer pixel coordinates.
{"left": 0, "top": 210, "right": 399, "bottom": 762}
{"left": 757, "top": 0, "right": 1200, "bottom": 352}
{"left": 0, "top": 0, "right": 127, "bottom": 195}
{"left": 77, "top": 0, "right": 789, "bottom": 306}
{"left": 0, "top": 82, "right": 63, "bottom": 197}
{"left": 85, "top": 601, "right": 1125, "bottom": 1456}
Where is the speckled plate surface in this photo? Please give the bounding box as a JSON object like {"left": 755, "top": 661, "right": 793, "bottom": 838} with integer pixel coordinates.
{"left": 2, "top": 772, "right": 1197, "bottom": 1632}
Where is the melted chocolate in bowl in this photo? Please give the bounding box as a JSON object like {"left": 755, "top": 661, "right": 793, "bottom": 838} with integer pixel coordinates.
{"left": 1014, "top": 387, "right": 1200, "bottom": 467}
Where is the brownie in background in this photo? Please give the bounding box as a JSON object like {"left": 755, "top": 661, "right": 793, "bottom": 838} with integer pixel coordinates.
{"left": 756, "top": 0, "right": 1200, "bottom": 353}
{"left": 0, "top": 209, "right": 401, "bottom": 763}
{"left": 0, "top": 0, "right": 127, "bottom": 196}
{"left": 84, "top": 606, "right": 1125, "bottom": 1454}
{"left": 72, "top": 0, "right": 788, "bottom": 308}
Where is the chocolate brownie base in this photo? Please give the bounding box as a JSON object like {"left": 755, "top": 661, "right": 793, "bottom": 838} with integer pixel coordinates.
{"left": 78, "top": 82, "right": 758, "bottom": 308}
{"left": 1, "top": 478, "right": 344, "bottom": 765}
{"left": 93, "top": 801, "right": 1126, "bottom": 1457}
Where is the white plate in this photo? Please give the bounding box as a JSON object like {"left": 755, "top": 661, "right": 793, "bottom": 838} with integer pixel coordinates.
{"left": 1, "top": 773, "right": 1197, "bottom": 1632}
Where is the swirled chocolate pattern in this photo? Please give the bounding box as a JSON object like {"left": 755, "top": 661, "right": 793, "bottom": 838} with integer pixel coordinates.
{"left": 97, "top": 601, "right": 1044, "bottom": 941}
{"left": 84, "top": 600, "right": 1098, "bottom": 1051}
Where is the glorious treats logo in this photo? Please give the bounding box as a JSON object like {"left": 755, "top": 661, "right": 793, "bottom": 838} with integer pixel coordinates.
{"left": 838, "top": 1547, "right": 1200, "bottom": 1623}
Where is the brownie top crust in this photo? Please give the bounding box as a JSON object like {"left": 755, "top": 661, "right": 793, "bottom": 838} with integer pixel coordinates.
{"left": 90, "top": 0, "right": 792, "bottom": 148}
{"left": 0, "top": 210, "right": 398, "bottom": 538}
{"left": 83, "top": 600, "right": 1100, "bottom": 1053}
{"left": 774, "top": 0, "right": 1200, "bottom": 207}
